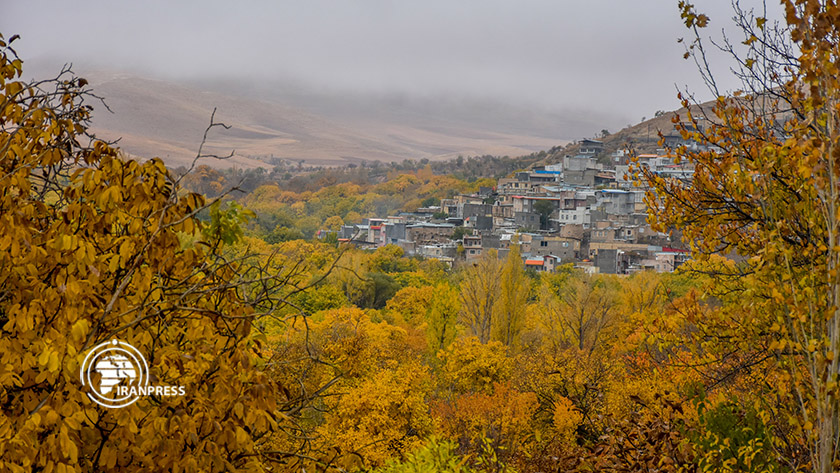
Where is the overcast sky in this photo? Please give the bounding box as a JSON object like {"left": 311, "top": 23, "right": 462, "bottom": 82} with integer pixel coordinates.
{"left": 1, "top": 1, "right": 784, "bottom": 124}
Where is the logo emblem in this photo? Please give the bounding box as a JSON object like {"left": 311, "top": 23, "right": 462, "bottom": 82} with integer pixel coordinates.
{"left": 80, "top": 339, "right": 186, "bottom": 408}
{"left": 80, "top": 339, "right": 149, "bottom": 408}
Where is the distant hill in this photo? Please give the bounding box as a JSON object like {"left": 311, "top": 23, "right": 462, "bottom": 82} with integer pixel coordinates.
{"left": 537, "top": 101, "right": 719, "bottom": 165}
{"left": 68, "top": 71, "right": 622, "bottom": 169}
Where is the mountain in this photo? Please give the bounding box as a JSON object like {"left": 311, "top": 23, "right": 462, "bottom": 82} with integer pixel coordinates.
{"left": 537, "top": 100, "right": 723, "bottom": 165}
{"left": 70, "top": 70, "right": 621, "bottom": 169}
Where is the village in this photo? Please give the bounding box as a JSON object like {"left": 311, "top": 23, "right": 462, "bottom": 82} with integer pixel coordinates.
{"left": 333, "top": 137, "right": 700, "bottom": 274}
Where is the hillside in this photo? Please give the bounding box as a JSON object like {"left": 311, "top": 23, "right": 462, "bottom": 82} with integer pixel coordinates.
{"left": 75, "top": 71, "right": 613, "bottom": 169}
{"left": 539, "top": 101, "right": 722, "bottom": 165}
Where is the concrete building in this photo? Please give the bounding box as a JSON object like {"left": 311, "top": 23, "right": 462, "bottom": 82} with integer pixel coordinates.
{"left": 579, "top": 139, "right": 604, "bottom": 155}
{"left": 531, "top": 235, "right": 581, "bottom": 261}
{"left": 406, "top": 223, "right": 454, "bottom": 245}
{"left": 463, "top": 234, "right": 482, "bottom": 260}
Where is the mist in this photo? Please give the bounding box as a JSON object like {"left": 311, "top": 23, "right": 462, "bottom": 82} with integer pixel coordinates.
{"left": 4, "top": 2, "right": 790, "bottom": 123}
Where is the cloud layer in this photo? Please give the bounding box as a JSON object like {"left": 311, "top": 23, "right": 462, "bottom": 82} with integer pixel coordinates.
{"left": 2, "top": 0, "right": 783, "bottom": 125}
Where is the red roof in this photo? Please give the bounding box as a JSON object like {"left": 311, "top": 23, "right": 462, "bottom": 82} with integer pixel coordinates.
{"left": 525, "top": 259, "right": 544, "bottom": 266}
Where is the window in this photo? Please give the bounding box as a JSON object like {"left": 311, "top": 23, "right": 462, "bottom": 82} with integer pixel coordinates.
{"left": 540, "top": 241, "right": 548, "bottom": 247}
{"left": 562, "top": 242, "right": 569, "bottom": 247}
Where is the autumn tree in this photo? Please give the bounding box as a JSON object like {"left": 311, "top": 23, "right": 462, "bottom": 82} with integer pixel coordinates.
{"left": 0, "top": 35, "right": 332, "bottom": 472}
{"left": 540, "top": 271, "right": 617, "bottom": 354}
{"left": 437, "top": 337, "right": 511, "bottom": 395}
{"left": 432, "top": 382, "right": 538, "bottom": 471}
{"left": 491, "top": 239, "right": 529, "bottom": 347}
{"left": 458, "top": 250, "right": 503, "bottom": 344}
{"left": 386, "top": 285, "right": 435, "bottom": 326}
{"left": 638, "top": 2, "right": 840, "bottom": 471}
{"left": 323, "top": 215, "right": 344, "bottom": 231}
{"left": 426, "top": 283, "right": 460, "bottom": 354}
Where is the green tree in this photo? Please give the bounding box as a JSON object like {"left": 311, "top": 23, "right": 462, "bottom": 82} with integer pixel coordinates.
{"left": 533, "top": 200, "right": 554, "bottom": 230}
{"left": 451, "top": 226, "right": 471, "bottom": 241}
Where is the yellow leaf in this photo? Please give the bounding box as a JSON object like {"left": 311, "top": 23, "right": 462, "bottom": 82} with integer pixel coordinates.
{"left": 70, "top": 320, "right": 88, "bottom": 343}
{"left": 48, "top": 351, "right": 60, "bottom": 372}
{"left": 235, "top": 426, "right": 248, "bottom": 445}
{"left": 39, "top": 348, "right": 52, "bottom": 367}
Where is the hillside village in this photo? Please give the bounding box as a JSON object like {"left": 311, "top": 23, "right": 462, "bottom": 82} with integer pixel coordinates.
{"left": 333, "top": 135, "right": 701, "bottom": 274}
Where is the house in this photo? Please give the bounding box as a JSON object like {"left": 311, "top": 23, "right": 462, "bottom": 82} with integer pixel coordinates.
{"left": 523, "top": 255, "right": 560, "bottom": 272}
{"left": 463, "top": 234, "right": 482, "bottom": 260}
{"left": 579, "top": 139, "right": 604, "bottom": 155}
{"left": 595, "top": 189, "right": 636, "bottom": 215}
{"left": 555, "top": 206, "right": 590, "bottom": 227}
{"left": 515, "top": 211, "right": 541, "bottom": 230}
{"left": 564, "top": 155, "right": 599, "bottom": 171}
{"left": 512, "top": 195, "right": 565, "bottom": 214}
{"left": 418, "top": 244, "right": 457, "bottom": 260}
{"left": 558, "top": 224, "right": 585, "bottom": 240}
{"left": 531, "top": 235, "right": 581, "bottom": 261}
{"left": 406, "top": 223, "right": 455, "bottom": 245}
{"left": 595, "top": 249, "right": 629, "bottom": 274}
{"left": 564, "top": 168, "right": 600, "bottom": 187}
{"left": 654, "top": 249, "right": 689, "bottom": 272}
{"left": 383, "top": 222, "right": 407, "bottom": 245}
{"left": 615, "top": 165, "right": 634, "bottom": 188}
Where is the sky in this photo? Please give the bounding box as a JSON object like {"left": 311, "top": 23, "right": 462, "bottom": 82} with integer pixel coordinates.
{"left": 1, "top": 0, "right": 785, "bottom": 125}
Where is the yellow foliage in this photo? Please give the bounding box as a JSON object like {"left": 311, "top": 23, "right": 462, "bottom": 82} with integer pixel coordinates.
{"left": 432, "top": 382, "right": 538, "bottom": 466}
{"left": 437, "top": 337, "right": 510, "bottom": 394}
{"left": 386, "top": 286, "right": 435, "bottom": 325}
{"left": 0, "top": 40, "right": 282, "bottom": 472}
{"left": 318, "top": 361, "right": 433, "bottom": 469}
{"left": 552, "top": 395, "right": 583, "bottom": 443}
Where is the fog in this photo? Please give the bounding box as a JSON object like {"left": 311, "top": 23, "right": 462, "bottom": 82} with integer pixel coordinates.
{"left": 2, "top": 0, "right": 784, "bottom": 129}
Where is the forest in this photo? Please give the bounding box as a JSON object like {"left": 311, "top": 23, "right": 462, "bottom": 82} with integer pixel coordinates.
{"left": 3, "top": 1, "right": 840, "bottom": 472}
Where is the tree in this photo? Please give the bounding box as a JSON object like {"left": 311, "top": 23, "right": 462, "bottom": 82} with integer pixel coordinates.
{"left": 432, "top": 383, "right": 538, "bottom": 470}
{"left": 639, "top": 2, "right": 840, "bottom": 471}
{"left": 318, "top": 361, "right": 432, "bottom": 468}
{"left": 387, "top": 285, "right": 435, "bottom": 325}
{"left": 426, "top": 283, "right": 460, "bottom": 353}
{"left": 491, "top": 239, "right": 529, "bottom": 347}
{"left": 371, "top": 437, "right": 473, "bottom": 473}
{"left": 323, "top": 215, "right": 344, "bottom": 231}
{"left": 421, "top": 196, "right": 440, "bottom": 207}
{"left": 0, "top": 36, "right": 332, "bottom": 472}
{"left": 541, "top": 272, "right": 616, "bottom": 353}
{"left": 532, "top": 200, "right": 554, "bottom": 230}
{"left": 458, "top": 251, "right": 503, "bottom": 343}
{"left": 437, "top": 337, "right": 511, "bottom": 395}
{"left": 451, "top": 226, "right": 471, "bottom": 241}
